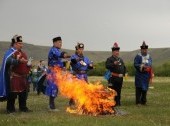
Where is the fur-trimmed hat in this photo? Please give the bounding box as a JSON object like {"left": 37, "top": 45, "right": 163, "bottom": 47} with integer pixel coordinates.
{"left": 53, "top": 36, "right": 62, "bottom": 43}
{"left": 75, "top": 42, "right": 84, "bottom": 50}
{"left": 140, "top": 41, "right": 148, "bottom": 49}
{"left": 11, "top": 35, "right": 22, "bottom": 46}
{"left": 112, "top": 42, "right": 120, "bottom": 51}
{"left": 11, "top": 35, "right": 22, "bottom": 43}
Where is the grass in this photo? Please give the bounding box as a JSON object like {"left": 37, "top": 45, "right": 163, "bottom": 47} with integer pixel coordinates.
{"left": 0, "top": 77, "right": 170, "bottom": 126}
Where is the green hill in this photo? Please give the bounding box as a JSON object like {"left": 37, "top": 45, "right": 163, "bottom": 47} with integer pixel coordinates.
{"left": 0, "top": 41, "right": 170, "bottom": 66}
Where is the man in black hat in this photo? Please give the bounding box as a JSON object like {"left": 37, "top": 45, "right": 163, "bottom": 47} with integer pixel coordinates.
{"left": 0, "top": 35, "right": 32, "bottom": 113}
{"left": 70, "top": 42, "right": 94, "bottom": 82}
{"left": 105, "top": 42, "right": 126, "bottom": 106}
{"left": 69, "top": 42, "right": 94, "bottom": 106}
{"left": 45, "top": 36, "right": 69, "bottom": 111}
{"left": 134, "top": 41, "right": 153, "bottom": 105}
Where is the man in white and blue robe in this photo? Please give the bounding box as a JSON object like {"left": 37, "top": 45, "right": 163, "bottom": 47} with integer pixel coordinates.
{"left": 134, "top": 41, "right": 152, "bottom": 105}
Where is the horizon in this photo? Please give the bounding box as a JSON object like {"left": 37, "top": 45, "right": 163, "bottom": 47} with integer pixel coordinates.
{"left": 0, "top": 41, "right": 169, "bottom": 52}
{"left": 0, "top": 0, "right": 170, "bottom": 51}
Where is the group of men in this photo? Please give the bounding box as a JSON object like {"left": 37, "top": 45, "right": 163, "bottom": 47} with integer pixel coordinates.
{"left": 0, "top": 34, "right": 152, "bottom": 114}
{"left": 0, "top": 35, "right": 94, "bottom": 113}
{"left": 106, "top": 41, "right": 152, "bottom": 106}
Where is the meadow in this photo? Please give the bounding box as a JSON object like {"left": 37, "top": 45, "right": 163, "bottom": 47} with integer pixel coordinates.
{"left": 0, "top": 77, "right": 169, "bottom": 126}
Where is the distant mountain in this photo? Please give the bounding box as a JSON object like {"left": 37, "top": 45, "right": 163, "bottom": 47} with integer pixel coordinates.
{"left": 0, "top": 41, "right": 170, "bottom": 66}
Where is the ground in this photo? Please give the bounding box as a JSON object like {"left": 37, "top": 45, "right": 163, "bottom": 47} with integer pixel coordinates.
{"left": 0, "top": 77, "right": 169, "bottom": 126}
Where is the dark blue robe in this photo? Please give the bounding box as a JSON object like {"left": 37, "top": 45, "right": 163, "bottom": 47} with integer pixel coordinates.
{"left": 0, "top": 48, "right": 17, "bottom": 101}
{"left": 70, "top": 54, "right": 92, "bottom": 81}
{"left": 134, "top": 53, "right": 152, "bottom": 91}
{"left": 45, "top": 47, "right": 64, "bottom": 97}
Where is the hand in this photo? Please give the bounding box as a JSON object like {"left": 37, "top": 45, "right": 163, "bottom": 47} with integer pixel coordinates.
{"left": 118, "top": 74, "right": 123, "bottom": 77}
{"left": 80, "top": 60, "right": 87, "bottom": 66}
{"left": 27, "top": 57, "right": 33, "bottom": 66}
{"left": 16, "top": 52, "right": 22, "bottom": 60}
{"left": 89, "top": 63, "right": 93, "bottom": 67}
{"left": 63, "top": 53, "right": 68, "bottom": 58}
{"left": 114, "top": 61, "right": 119, "bottom": 65}
{"left": 19, "top": 57, "right": 28, "bottom": 63}
{"left": 140, "top": 64, "right": 145, "bottom": 72}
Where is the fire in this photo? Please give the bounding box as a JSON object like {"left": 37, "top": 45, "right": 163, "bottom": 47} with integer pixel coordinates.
{"left": 50, "top": 67, "right": 117, "bottom": 116}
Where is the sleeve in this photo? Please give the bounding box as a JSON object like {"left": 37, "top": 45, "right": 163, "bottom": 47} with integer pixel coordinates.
{"left": 148, "top": 56, "right": 152, "bottom": 66}
{"left": 6, "top": 55, "right": 19, "bottom": 66}
{"left": 60, "top": 51, "right": 66, "bottom": 58}
{"left": 48, "top": 48, "right": 61, "bottom": 66}
{"left": 52, "top": 49, "right": 61, "bottom": 59}
{"left": 105, "top": 57, "right": 113, "bottom": 69}
{"left": 70, "top": 55, "right": 77, "bottom": 65}
{"left": 120, "top": 58, "right": 126, "bottom": 75}
{"left": 134, "top": 55, "right": 142, "bottom": 72}
{"left": 86, "top": 57, "right": 93, "bottom": 69}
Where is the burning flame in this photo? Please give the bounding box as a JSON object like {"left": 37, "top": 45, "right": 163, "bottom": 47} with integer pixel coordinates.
{"left": 50, "top": 67, "right": 117, "bottom": 116}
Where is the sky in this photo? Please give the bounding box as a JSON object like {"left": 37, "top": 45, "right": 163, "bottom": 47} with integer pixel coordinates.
{"left": 0, "top": 0, "right": 170, "bottom": 51}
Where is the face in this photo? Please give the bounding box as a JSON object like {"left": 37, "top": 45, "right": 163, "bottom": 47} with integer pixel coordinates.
{"left": 14, "top": 42, "right": 23, "bottom": 50}
{"left": 77, "top": 48, "right": 84, "bottom": 55}
{"left": 141, "top": 49, "right": 147, "bottom": 56}
{"left": 112, "top": 50, "right": 119, "bottom": 57}
{"left": 53, "top": 40, "right": 62, "bottom": 49}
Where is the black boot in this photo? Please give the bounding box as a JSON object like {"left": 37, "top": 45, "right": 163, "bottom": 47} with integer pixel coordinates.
{"left": 6, "top": 92, "right": 16, "bottom": 114}
{"left": 19, "top": 91, "right": 32, "bottom": 112}
{"left": 49, "top": 96, "right": 55, "bottom": 109}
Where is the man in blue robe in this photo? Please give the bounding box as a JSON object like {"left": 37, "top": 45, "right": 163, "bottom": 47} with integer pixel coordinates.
{"left": 46, "top": 36, "right": 69, "bottom": 111}
{"left": 69, "top": 43, "right": 94, "bottom": 106}
{"left": 134, "top": 41, "right": 152, "bottom": 105}
{"left": 70, "top": 43, "right": 94, "bottom": 82}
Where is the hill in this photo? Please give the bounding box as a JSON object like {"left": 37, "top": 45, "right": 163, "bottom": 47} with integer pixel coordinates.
{"left": 0, "top": 41, "right": 170, "bottom": 66}
{"left": 0, "top": 41, "right": 112, "bottom": 63}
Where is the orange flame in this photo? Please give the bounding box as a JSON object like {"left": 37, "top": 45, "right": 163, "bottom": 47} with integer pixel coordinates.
{"left": 50, "top": 67, "right": 117, "bottom": 115}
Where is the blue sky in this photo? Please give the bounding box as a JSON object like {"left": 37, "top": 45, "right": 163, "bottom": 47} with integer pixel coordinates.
{"left": 0, "top": 0, "right": 170, "bottom": 51}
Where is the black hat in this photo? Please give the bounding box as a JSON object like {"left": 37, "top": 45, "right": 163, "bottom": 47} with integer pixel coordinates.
{"left": 11, "top": 35, "right": 22, "bottom": 46}
{"left": 140, "top": 41, "right": 148, "bottom": 49}
{"left": 112, "top": 42, "right": 120, "bottom": 51}
{"left": 75, "top": 43, "right": 84, "bottom": 50}
{"left": 11, "top": 35, "right": 22, "bottom": 43}
{"left": 53, "top": 36, "right": 62, "bottom": 43}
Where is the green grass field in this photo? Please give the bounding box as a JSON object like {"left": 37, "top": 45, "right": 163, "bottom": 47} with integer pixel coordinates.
{"left": 0, "top": 77, "right": 169, "bottom": 126}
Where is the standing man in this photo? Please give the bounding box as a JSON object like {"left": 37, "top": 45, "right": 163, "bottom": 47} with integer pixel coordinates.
{"left": 0, "top": 35, "right": 32, "bottom": 113}
{"left": 46, "top": 36, "right": 69, "bottom": 111}
{"left": 134, "top": 41, "right": 152, "bottom": 105}
{"left": 105, "top": 42, "right": 126, "bottom": 106}
{"left": 69, "top": 43, "right": 94, "bottom": 106}
{"left": 70, "top": 43, "right": 94, "bottom": 82}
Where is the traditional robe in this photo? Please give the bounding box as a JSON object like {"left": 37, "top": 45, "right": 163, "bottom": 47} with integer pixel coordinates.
{"left": 10, "top": 50, "right": 30, "bottom": 92}
{"left": 70, "top": 53, "right": 93, "bottom": 82}
{"left": 134, "top": 53, "right": 152, "bottom": 91}
{"left": 0, "top": 48, "right": 17, "bottom": 100}
{"left": 46, "top": 46, "right": 65, "bottom": 97}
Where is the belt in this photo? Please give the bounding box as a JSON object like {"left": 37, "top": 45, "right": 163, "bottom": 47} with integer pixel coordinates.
{"left": 75, "top": 70, "right": 87, "bottom": 74}
{"left": 111, "top": 72, "right": 123, "bottom": 78}
{"left": 11, "top": 72, "right": 27, "bottom": 77}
